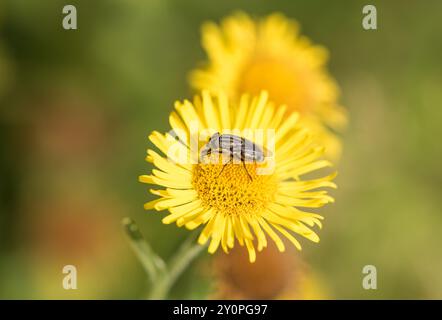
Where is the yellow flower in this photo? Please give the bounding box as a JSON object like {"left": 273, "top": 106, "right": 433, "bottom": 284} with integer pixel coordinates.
{"left": 212, "top": 242, "right": 329, "bottom": 299}
{"left": 190, "top": 12, "right": 347, "bottom": 160}
{"left": 139, "top": 90, "right": 336, "bottom": 262}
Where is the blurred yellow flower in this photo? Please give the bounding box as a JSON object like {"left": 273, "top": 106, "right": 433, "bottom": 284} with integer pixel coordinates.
{"left": 140, "top": 91, "right": 336, "bottom": 262}
{"left": 212, "top": 242, "right": 329, "bottom": 299}
{"left": 190, "top": 12, "right": 347, "bottom": 160}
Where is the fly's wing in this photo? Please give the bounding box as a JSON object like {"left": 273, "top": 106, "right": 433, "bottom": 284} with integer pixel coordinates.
{"left": 202, "top": 133, "right": 237, "bottom": 163}
{"left": 242, "top": 137, "right": 273, "bottom": 162}
{"left": 199, "top": 144, "right": 210, "bottom": 158}
{"left": 208, "top": 132, "right": 220, "bottom": 146}
{"left": 241, "top": 137, "right": 273, "bottom": 158}
{"left": 235, "top": 137, "right": 263, "bottom": 162}
{"left": 216, "top": 134, "right": 272, "bottom": 162}
{"left": 218, "top": 134, "right": 243, "bottom": 161}
{"left": 218, "top": 134, "right": 243, "bottom": 148}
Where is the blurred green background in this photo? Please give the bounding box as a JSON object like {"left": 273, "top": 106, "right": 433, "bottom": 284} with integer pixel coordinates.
{"left": 0, "top": 0, "right": 441, "bottom": 299}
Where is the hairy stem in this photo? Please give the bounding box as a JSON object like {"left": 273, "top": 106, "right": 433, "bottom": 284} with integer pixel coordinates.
{"left": 148, "top": 233, "right": 206, "bottom": 299}
{"left": 122, "top": 217, "right": 166, "bottom": 283}
{"left": 122, "top": 217, "right": 206, "bottom": 299}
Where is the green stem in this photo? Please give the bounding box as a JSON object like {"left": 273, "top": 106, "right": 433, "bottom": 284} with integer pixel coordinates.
{"left": 148, "top": 233, "right": 207, "bottom": 299}
{"left": 122, "top": 217, "right": 206, "bottom": 299}
{"left": 122, "top": 217, "right": 166, "bottom": 282}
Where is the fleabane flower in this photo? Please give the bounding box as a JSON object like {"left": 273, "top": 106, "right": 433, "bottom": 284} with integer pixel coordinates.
{"left": 190, "top": 12, "right": 347, "bottom": 160}
{"left": 139, "top": 91, "right": 336, "bottom": 262}
{"left": 213, "top": 242, "right": 329, "bottom": 299}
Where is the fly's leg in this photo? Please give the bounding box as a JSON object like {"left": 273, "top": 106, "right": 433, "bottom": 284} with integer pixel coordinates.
{"left": 242, "top": 160, "right": 253, "bottom": 181}
{"left": 217, "top": 157, "right": 233, "bottom": 178}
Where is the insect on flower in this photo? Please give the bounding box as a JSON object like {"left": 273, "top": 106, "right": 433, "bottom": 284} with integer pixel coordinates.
{"left": 141, "top": 91, "right": 337, "bottom": 263}
{"left": 199, "top": 132, "right": 272, "bottom": 180}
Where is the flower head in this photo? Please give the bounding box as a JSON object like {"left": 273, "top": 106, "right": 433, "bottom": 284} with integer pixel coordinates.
{"left": 212, "top": 242, "right": 329, "bottom": 299}
{"left": 190, "top": 12, "right": 347, "bottom": 160}
{"left": 140, "top": 91, "right": 336, "bottom": 262}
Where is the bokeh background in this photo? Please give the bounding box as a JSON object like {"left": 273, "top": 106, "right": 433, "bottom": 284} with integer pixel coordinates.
{"left": 1, "top": 0, "right": 441, "bottom": 299}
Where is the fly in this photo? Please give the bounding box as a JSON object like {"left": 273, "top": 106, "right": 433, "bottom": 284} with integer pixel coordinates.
{"left": 200, "top": 132, "right": 272, "bottom": 180}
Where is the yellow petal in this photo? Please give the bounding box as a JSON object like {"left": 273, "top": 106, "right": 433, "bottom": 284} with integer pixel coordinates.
{"left": 139, "top": 175, "right": 191, "bottom": 189}
{"left": 162, "top": 202, "right": 201, "bottom": 224}
{"left": 233, "top": 94, "right": 250, "bottom": 129}
{"left": 208, "top": 215, "right": 226, "bottom": 253}
{"left": 257, "top": 217, "right": 285, "bottom": 252}
{"left": 198, "top": 212, "right": 219, "bottom": 245}
{"left": 244, "top": 238, "right": 256, "bottom": 263}
{"left": 217, "top": 91, "right": 231, "bottom": 129}
{"left": 184, "top": 209, "right": 213, "bottom": 230}
{"left": 154, "top": 192, "right": 197, "bottom": 211}
{"left": 202, "top": 91, "right": 220, "bottom": 131}
{"left": 249, "top": 91, "right": 268, "bottom": 129}
{"left": 272, "top": 224, "right": 302, "bottom": 250}
{"left": 245, "top": 215, "right": 267, "bottom": 251}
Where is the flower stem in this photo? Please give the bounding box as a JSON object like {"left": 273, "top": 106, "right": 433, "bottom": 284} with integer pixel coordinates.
{"left": 148, "top": 232, "right": 206, "bottom": 299}
{"left": 122, "top": 217, "right": 206, "bottom": 299}
{"left": 122, "top": 217, "right": 166, "bottom": 282}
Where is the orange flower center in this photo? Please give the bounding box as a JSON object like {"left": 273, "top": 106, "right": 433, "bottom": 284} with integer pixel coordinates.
{"left": 239, "top": 58, "right": 314, "bottom": 113}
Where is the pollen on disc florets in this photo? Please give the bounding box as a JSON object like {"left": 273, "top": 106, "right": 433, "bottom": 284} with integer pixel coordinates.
{"left": 192, "top": 162, "right": 277, "bottom": 216}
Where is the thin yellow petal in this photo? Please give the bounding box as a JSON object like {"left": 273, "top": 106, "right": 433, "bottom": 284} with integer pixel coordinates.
{"left": 217, "top": 91, "right": 231, "bottom": 129}
{"left": 257, "top": 217, "right": 285, "bottom": 252}
{"left": 198, "top": 213, "right": 219, "bottom": 245}
{"left": 208, "top": 214, "right": 226, "bottom": 253}
{"left": 139, "top": 175, "right": 191, "bottom": 189}
{"left": 245, "top": 238, "right": 256, "bottom": 263}
{"left": 202, "top": 91, "right": 220, "bottom": 131}
{"left": 272, "top": 224, "right": 302, "bottom": 250}
{"left": 233, "top": 94, "right": 250, "bottom": 129}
